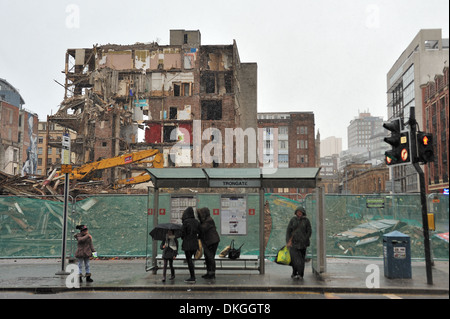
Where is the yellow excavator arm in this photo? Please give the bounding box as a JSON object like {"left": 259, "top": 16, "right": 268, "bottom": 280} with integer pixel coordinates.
{"left": 56, "top": 149, "right": 163, "bottom": 182}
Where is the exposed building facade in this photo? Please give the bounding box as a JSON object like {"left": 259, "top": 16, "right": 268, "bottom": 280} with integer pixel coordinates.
{"left": 386, "top": 29, "right": 449, "bottom": 193}
{"left": 49, "top": 30, "right": 257, "bottom": 184}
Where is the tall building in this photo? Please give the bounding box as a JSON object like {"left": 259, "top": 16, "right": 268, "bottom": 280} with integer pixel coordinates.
{"left": 347, "top": 112, "right": 384, "bottom": 150}
{"left": 386, "top": 29, "right": 449, "bottom": 193}
{"left": 420, "top": 66, "right": 449, "bottom": 194}
{"left": 49, "top": 29, "right": 257, "bottom": 183}
{"left": 320, "top": 136, "right": 342, "bottom": 157}
{"left": 0, "top": 78, "right": 38, "bottom": 176}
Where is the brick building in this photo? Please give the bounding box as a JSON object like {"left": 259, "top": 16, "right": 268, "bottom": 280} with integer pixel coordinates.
{"left": 0, "top": 78, "right": 38, "bottom": 176}
{"left": 257, "top": 112, "right": 317, "bottom": 197}
{"left": 37, "top": 121, "right": 76, "bottom": 176}
{"left": 420, "top": 66, "right": 449, "bottom": 194}
{"left": 49, "top": 30, "right": 257, "bottom": 183}
{"left": 343, "top": 163, "right": 389, "bottom": 194}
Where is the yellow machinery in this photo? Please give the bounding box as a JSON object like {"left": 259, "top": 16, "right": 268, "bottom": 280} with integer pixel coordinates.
{"left": 55, "top": 149, "right": 163, "bottom": 185}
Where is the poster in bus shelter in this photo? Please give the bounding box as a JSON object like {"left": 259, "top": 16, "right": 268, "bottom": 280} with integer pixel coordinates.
{"left": 220, "top": 195, "right": 247, "bottom": 235}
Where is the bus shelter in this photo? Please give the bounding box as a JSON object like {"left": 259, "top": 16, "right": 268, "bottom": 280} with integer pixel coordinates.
{"left": 145, "top": 167, "right": 322, "bottom": 274}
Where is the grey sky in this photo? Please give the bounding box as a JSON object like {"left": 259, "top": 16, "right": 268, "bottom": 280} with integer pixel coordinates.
{"left": 1, "top": 0, "right": 448, "bottom": 149}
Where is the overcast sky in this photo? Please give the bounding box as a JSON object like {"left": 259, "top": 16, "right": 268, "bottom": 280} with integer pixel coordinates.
{"left": 1, "top": 0, "right": 448, "bottom": 149}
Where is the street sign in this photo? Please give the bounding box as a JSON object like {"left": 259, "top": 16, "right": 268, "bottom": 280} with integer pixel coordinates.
{"left": 61, "top": 133, "right": 71, "bottom": 165}
{"left": 61, "top": 164, "right": 72, "bottom": 174}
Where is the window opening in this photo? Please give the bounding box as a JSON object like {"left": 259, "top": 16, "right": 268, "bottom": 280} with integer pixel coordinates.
{"left": 201, "top": 100, "right": 222, "bottom": 120}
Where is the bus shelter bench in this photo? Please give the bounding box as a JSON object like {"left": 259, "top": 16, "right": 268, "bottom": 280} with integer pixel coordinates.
{"left": 151, "top": 254, "right": 259, "bottom": 274}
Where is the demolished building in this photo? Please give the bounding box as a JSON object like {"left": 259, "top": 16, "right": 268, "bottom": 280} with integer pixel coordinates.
{"left": 49, "top": 29, "right": 257, "bottom": 184}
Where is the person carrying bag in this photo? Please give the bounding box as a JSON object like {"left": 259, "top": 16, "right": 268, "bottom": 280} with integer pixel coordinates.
{"left": 285, "top": 206, "right": 312, "bottom": 279}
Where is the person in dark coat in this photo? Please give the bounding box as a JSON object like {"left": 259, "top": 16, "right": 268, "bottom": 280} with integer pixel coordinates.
{"left": 197, "top": 207, "right": 220, "bottom": 279}
{"left": 74, "top": 225, "right": 96, "bottom": 283}
{"left": 286, "top": 206, "right": 312, "bottom": 279}
{"left": 160, "top": 230, "right": 178, "bottom": 282}
{"left": 181, "top": 206, "right": 200, "bottom": 283}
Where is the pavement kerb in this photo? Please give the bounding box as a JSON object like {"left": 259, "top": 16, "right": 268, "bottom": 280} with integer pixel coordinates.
{"left": 1, "top": 284, "right": 448, "bottom": 296}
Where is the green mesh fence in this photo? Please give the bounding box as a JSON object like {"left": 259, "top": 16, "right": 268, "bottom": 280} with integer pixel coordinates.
{"left": 0, "top": 196, "right": 73, "bottom": 257}
{"left": 1, "top": 193, "right": 448, "bottom": 260}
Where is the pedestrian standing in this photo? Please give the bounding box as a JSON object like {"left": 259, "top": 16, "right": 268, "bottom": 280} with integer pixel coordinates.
{"left": 181, "top": 207, "right": 200, "bottom": 283}
{"left": 160, "top": 230, "right": 178, "bottom": 282}
{"left": 286, "top": 206, "right": 312, "bottom": 279}
{"left": 74, "top": 225, "right": 96, "bottom": 283}
{"left": 197, "top": 207, "right": 220, "bottom": 279}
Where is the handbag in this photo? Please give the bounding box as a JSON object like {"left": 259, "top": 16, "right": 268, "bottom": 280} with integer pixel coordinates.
{"left": 228, "top": 240, "right": 244, "bottom": 260}
{"left": 276, "top": 245, "right": 291, "bottom": 265}
{"left": 194, "top": 239, "right": 203, "bottom": 260}
{"left": 219, "top": 245, "right": 231, "bottom": 258}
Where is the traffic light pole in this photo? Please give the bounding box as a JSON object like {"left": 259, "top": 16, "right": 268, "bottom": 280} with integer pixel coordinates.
{"left": 408, "top": 107, "right": 433, "bottom": 285}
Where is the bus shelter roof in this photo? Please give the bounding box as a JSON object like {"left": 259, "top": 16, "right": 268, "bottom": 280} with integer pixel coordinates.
{"left": 145, "top": 167, "right": 320, "bottom": 189}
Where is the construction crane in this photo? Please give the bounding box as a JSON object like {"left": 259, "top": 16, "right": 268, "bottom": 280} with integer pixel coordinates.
{"left": 51, "top": 149, "right": 163, "bottom": 184}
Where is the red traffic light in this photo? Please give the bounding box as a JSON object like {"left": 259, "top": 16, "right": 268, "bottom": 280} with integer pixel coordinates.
{"left": 417, "top": 131, "right": 434, "bottom": 164}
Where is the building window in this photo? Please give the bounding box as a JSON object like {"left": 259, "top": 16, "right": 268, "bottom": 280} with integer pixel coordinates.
{"left": 279, "top": 126, "right": 288, "bottom": 135}
{"left": 169, "top": 107, "right": 177, "bottom": 120}
{"left": 201, "top": 73, "right": 216, "bottom": 93}
{"left": 279, "top": 141, "right": 287, "bottom": 149}
{"left": 278, "top": 154, "right": 288, "bottom": 163}
{"left": 174, "top": 82, "right": 192, "bottom": 96}
{"left": 201, "top": 100, "right": 222, "bottom": 120}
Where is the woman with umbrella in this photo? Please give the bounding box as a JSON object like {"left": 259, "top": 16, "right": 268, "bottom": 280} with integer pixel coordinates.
{"left": 150, "top": 223, "right": 181, "bottom": 282}
{"left": 160, "top": 230, "right": 178, "bottom": 282}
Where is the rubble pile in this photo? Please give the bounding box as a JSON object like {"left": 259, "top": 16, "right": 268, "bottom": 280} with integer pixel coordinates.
{"left": 0, "top": 171, "right": 145, "bottom": 198}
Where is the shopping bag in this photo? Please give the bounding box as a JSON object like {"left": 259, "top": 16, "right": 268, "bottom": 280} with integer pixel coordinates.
{"left": 228, "top": 240, "right": 244, "bottom": 260}
{"left": 276, "top": 246, "right": 291, "bottom": 265}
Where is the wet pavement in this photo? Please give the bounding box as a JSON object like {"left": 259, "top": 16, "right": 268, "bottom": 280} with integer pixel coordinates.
{"left": 0, "top": 257, "right": 448, "bottom": 296}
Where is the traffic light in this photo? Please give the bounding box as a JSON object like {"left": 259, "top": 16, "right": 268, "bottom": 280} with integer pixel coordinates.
{"left": 417, "top": 131, "right": 434, "bottom": 164}
{"left": 383, "top": 118, "right": 411, "bottom": 166}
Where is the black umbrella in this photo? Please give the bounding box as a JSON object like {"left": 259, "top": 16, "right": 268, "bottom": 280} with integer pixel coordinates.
{"left": 149, "top": 223, "right": 182, "bottom": 240}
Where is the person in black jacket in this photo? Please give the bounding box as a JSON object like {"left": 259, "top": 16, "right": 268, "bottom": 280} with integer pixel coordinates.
{"left": 181, "top": 206, "right": 200, "bottom": 283}
{"left": 286, "top": 206, "right": 312, "bottom": 279}
{"left": 197, "top": 207, "right": 220, "bottom": 279}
